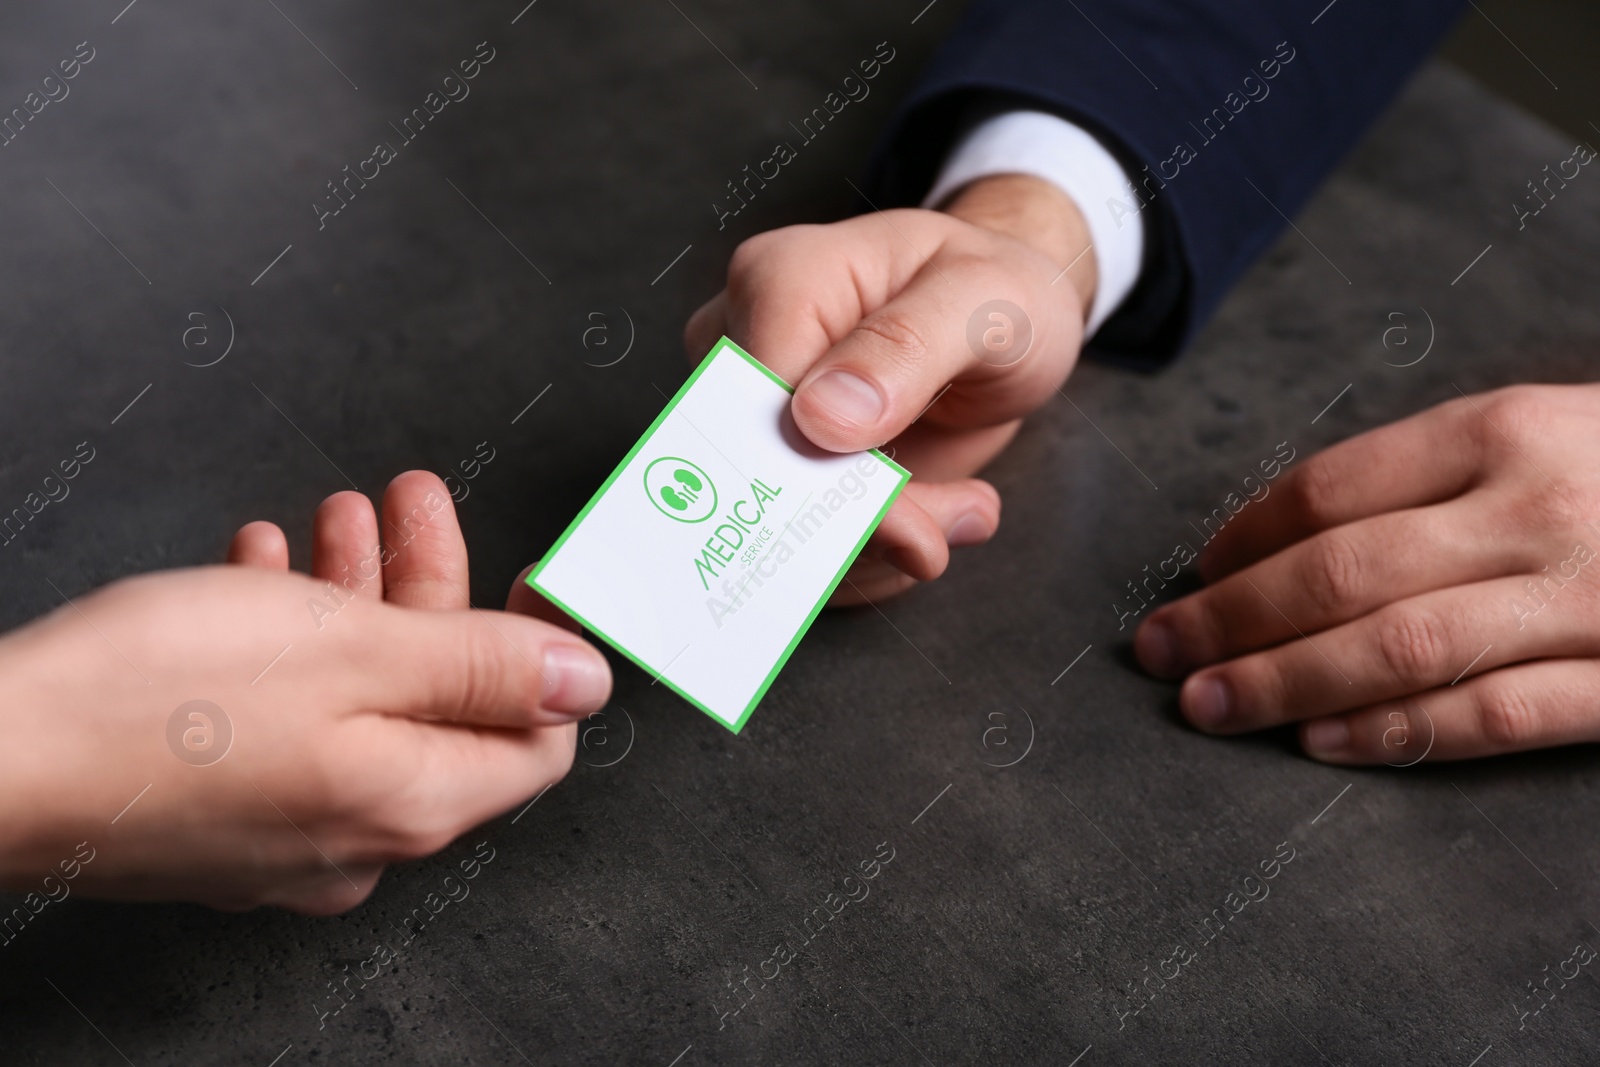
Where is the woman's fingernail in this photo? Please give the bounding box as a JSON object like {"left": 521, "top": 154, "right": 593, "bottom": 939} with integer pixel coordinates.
{"left": 1184, "top": 675, "right": 1232, "bottom": 730}
{"left": 1303, "top": 718, "right": 1350, "bottom": 758}
{"left": 541, "top": 643, "right": 611, "bottom": 717}
{"left": 945, "top": 511, "right": 992, "bottom": 547}
{"left": 804, "top": 370, "right": 884, "bottom": 428}
{"left": 1135, "top": 618, "right": 1179, "bottom": 676}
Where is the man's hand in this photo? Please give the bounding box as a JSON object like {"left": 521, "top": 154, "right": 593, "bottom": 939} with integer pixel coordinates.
{"left": 1134, "top": 384, "right": 1600, "bottom": 764}
{"left": 0, "top": 472, "right": 610, "bottom": 913}
{"left": 687, "top": 174, "right": 1096, "bottom": 603}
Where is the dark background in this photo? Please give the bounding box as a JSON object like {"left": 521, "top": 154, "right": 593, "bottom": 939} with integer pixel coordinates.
{"left": 1442, "top": 0, "right": 1599, "bottom": 142}
{"left": 1, "top": 1, "right": 1598, "bottom": 1064}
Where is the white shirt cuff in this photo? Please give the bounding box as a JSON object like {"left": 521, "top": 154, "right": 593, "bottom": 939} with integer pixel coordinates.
{"left": 922, "top": 110, "right": 1145, "bottom": 338}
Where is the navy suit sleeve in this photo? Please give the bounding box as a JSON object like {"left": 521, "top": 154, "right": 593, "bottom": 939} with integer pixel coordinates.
{"left": 868, "top": 0, "right": 1468, "bottom": 367}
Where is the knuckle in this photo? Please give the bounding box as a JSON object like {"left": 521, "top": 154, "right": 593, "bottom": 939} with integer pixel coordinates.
{"left": 452, "top": 624, "right": 520, "bottom": 721}
{"left": 1524, "top": 480, "right": 1599, "bottom": 535}
{"left": 1302, "top": 533, "right": 1366, "bottom": 616}
{"left": 1373, "top": 607, "right": 1450, "bottom": 686}
{"left": 302, "top": 744, "right": 356, "bottom": 818}
{"left": 727, "top": 226, "right": 816, "bottom": 291}
{"left": 317, "top": 741, "right": 460, "bottom": 863}
{"left": 1476, "top": 387, "right": 1549, "bottom": 452}
{"left": 386, "top": 798, "right": 461, "bottom": 860}
{"left": 1286, "top": 459, "right": 1342, "bottom": 530}
{"left": 852, "top": 310, "right": 932, "bottom": 375}
{"left": 355, "top": 791, "right": 442, "bottom": 861}
{"left": 1476, "top": 681, "right": 1541, "bottom": 749}
{"left": 1565, "top": 555, "right": 1600, "bottom": 612}
{"left": 727, "top": 231, "right": 777, "bottom": 279}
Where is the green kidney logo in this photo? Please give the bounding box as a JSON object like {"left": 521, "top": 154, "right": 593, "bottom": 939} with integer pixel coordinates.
{"left": 644, "top": 457, "right": 717, "bottom": 522}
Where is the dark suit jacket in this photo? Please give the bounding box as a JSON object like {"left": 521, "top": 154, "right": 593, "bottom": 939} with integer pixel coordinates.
{"left": 871, "top": 0, "right": 1468, "bottom": 367}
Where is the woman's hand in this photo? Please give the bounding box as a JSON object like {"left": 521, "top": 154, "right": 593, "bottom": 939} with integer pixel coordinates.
{"left": 1135, "top": 384, "right": 1600, "bottom": 764}
{"left": 0, "top": 472, "right": 610, "bottom": 913}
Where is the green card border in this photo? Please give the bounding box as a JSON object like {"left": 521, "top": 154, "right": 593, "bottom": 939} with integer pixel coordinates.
{"left": 526, "top": 337, "right": 911, "bottom": 734}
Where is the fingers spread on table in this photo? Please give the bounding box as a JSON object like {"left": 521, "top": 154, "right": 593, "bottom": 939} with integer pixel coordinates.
{"left": 381, "top": 471, "right": 469, "bottom": 610}
{"left": 1138, "top": 493, "right": 1530, "bottom": 678}
{"left": 1200, "top": 399, "right": 1487, "bottom": 580}
{"left": 1176, "top": 573, "right": 1600, "bottom": 734}
{"left": 1300, "top": 658, "right": 1600, "bottom": 763}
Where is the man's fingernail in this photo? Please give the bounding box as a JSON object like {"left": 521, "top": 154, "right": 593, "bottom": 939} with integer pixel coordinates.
{"left": 1184, "top": 675, "right": 1232, "bottom": 730}
{"left": 805, "top": 370, "right": 884, "bottom": 427}
{"left": 541, "top": 644, "right": 611, "bottom": 717}
{"left": 1135, "top": 618, "right": 1179, "bottom": 676}
{"left": 945, "top": 511, "right": 992, "bottom": 547}
{"left": 1303, "top": 718, "right": 1350, "bottom": 758}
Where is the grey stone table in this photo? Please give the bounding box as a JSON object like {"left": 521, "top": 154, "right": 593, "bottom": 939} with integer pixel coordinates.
{"left": 2, "top": 1, "right": 1598, "bottom": 1064}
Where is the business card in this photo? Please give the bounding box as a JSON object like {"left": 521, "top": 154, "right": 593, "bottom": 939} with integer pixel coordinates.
{"left": 528, "top": 338, "right": 909, "bottom": 733}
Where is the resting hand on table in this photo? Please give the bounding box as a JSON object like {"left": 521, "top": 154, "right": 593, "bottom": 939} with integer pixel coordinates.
{"left": 0, "top": 472, "right": 609, "bottom": 913}
{"left": 687, "top": 174, "right": 1096, "bottom": 603}
{"left": 1135, "top": 384, "right": 1600, "bottom": 763}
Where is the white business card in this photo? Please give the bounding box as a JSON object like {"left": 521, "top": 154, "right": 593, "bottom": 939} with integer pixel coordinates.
{"left": 528, "top": 338, "right": 909, "bottom": 732}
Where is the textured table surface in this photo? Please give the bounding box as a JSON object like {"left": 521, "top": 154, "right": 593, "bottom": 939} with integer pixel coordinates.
{"left": 2, "top": 2, "right": 1599, "bottom": 1064}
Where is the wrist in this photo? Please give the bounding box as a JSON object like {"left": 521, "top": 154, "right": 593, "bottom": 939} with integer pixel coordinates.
{"left": 940, "top": 173, "right": 1098, "bottom": 323}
